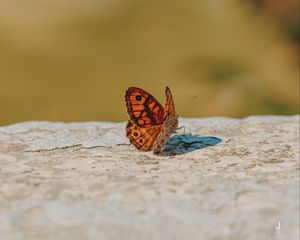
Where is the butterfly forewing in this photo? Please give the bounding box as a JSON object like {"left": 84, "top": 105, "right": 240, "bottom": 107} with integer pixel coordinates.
{"left": 125, "top": 87, "right": 164, "bottom": 128}
{"left": 163, "top": 86, "right": 177, "bottom": 118}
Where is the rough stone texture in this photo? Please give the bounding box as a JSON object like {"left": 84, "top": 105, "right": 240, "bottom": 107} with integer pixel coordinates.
{"left": 0, "top": 116, "right": 299, "bottom": 240}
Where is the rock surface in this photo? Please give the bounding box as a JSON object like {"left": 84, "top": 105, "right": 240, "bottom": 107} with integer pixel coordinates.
{"left": 0, "top": 116, "right": 299, "bottom": 240}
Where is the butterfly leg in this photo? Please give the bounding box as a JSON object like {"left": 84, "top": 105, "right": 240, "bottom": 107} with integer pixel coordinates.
{"left": 175, "top": 125, "right": 186, "bottom": 134}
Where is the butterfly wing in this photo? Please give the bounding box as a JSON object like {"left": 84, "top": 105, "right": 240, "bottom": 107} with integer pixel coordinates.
{"left": 125, "top": 87, "right": 164, "bottom": 128}
{"left": 153, "top": 87, "right": 179, "bottom": 154}
{"left": 163, "top": 86, "right": 177, "bottom": 118}
{"left": 126, "top": 120, "right": 162, "bottom": 151}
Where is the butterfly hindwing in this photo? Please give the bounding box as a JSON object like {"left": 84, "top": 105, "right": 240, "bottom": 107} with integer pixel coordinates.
{"left": 126, "top": 120, "right": 162, "bottom": 151}
{"left": 125, "top": 87, "right": 164, "bottom": 128}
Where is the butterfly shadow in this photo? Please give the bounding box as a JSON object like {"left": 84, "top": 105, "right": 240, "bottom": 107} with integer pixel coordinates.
{"left": 158, "top": 134, "right": 222, "bottom": 156}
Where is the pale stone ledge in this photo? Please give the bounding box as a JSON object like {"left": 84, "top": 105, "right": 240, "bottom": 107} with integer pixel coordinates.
{"left": 0, "top": 116, "right": 299, "bottom": 240}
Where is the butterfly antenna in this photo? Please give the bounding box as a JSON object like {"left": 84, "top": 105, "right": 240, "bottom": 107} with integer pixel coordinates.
{"left": 117, "top": 143, "right": 131, "bottom": 146}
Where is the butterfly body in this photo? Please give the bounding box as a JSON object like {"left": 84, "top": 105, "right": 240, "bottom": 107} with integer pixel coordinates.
{"left": 125, "top": 86, "right": 178, "bottom": 154}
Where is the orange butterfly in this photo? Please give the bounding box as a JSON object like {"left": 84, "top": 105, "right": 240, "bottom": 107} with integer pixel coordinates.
{"left": 125, "top": 86, "right": 178, "bottom": 154}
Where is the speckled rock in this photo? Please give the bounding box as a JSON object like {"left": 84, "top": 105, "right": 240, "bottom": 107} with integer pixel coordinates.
{"left": 0, "top": 116, "right": 299, "bottom": 240}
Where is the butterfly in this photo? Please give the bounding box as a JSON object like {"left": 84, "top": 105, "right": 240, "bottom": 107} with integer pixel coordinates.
{"left": 125, "top": 86, "right": 178, "bottom": 154}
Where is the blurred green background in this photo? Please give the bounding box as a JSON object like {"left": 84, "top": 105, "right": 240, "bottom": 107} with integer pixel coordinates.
{"left": 0, "top": 0, "right": 299, "bottom": 125}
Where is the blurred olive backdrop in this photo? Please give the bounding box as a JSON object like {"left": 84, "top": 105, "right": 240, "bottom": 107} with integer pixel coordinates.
{"left": 0, "top": 0, "right": 299, "bottom": 125}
